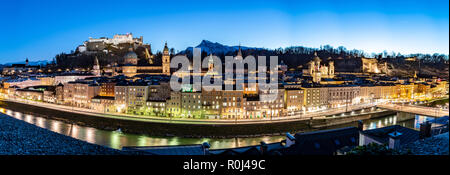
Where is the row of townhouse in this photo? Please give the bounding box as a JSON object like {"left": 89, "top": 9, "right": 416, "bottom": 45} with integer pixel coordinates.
{"left": 45, "top": 81, "right": 450, "bottom": 119}
{"left": 2, "top": 76, "right": 447, "bottom": 120}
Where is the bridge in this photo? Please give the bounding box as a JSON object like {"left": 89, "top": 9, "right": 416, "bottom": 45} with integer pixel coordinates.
{"left": 377, "top": 104, "right": 449, "bottom": 117}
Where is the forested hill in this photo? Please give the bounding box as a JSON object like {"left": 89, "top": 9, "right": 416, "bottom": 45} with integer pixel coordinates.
{"left": 178, "top": 40, "right": 448, "bottom": 78}
{"left": 52, "top": 40, "right": 449, "bottom": 79}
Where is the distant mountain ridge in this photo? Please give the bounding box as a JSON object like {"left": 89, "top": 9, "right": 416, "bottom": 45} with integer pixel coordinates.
{"left": 1, "top": 60, "right": 51, "bottom": 66}
{"left": 179, "top": 40, "right": 263, "bottom": 55}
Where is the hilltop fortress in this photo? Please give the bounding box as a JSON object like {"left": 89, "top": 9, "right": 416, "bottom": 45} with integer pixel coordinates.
{"left": 77, "top": 33, "right": 147, "bottom": 54}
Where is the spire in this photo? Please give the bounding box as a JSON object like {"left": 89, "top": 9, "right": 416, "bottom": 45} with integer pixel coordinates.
{"left": 313, "top": 52, "right": 321, "bottom": 62}
{"left": 237, "top": 44, "right": 242, "bottom": 57}
{"left": 208, "top": 53, "right": 214, "bottom": 63}
{"left": 164, "top": 41, "right": 168, "bottom": 51}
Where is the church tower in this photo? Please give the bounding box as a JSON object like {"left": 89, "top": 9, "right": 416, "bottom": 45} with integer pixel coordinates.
{"left": 208, "top": 54, "right": 214, "bottom": 72}
{"left": 235, "top": 44, "right": 243, "bottom": 60}
{"left": 93, "top": 56, "right": 101, "bottom": 76}
{"left": 234, "top": 45, "right": 245, "bottom": 75}
{"left": 312, "top": 52, "right": 322, "bottom": 83}
{"left": 328, "top": 61, "right": 335, "bottom": 78}
{"left": 162, "top": 42, "right": 170, "bottom": 75}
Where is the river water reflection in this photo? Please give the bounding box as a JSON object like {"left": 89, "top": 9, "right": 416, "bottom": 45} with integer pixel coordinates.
{"left": 0, "top": 107, "right": 434, "bottom": 150}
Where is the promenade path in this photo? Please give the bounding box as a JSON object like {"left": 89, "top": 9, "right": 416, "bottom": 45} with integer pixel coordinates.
{"left": 1, "top": 97, "right": 388, "bottom": 125}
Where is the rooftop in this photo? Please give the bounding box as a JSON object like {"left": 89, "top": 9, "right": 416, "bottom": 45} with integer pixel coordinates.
{"left": 362, "top": 125, "right": 420, "bottom": 145}
{"left": 285, "top": 127, "right": 360, "bottom": 155}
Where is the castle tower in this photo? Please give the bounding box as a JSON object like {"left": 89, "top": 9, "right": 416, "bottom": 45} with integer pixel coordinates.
{"left": 162, "top": 42, "right": 170, "bottom": 75}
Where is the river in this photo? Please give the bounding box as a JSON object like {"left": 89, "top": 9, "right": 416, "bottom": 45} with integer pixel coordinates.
{"left": 0, "top": 107, "right": 435, "bottom": 150}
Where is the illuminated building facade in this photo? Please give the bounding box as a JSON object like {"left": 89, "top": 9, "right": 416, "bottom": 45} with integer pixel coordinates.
{"left": 201, "top": 89, "right": 223, "bottom": 119}
{"left": 181, "top": 91, "right": 203, "bottom": 118}
{"left": 165, "top": 91, "right": 182, "bottom": 118}
{"left": 55, "top": 83, "right": 64, "bottom": 104}
{"left": 284, "top": 88, "right": 305, "bottom": 112}
{"left": 114, "top": 83, "right": 128, "bottom": 113}
{"left": 16, "top": 89, "right": 43, "bottom": 101}
{"left": 327, "top": 85, "right": 360, "bottom": 108}
{"left": 395, "top": 84, "right": 415, "bottom": 100}
{"left": 126, "top": 83, "right": 149, "bottom": 115}
{"left": 145, "top": 100, "right": 166, "bottom": 117}
{"left": 64, "top": 81, "right": 100, "bottom": 108}
{"left": 303, "top": 87, "right": 329, "bottom": 110}
{"left": 148, "top": 82, "right": 171, "bottom": 101}
{"left": 221, "top": 90, "right": 244, "bottom": 119}
{"left": 39, "top": 77, "right": 55, "bottom": 86}
{"left": 258, "top": 89, "right": 285, "bottom": 118}
{"left": 243, "top": 96, "right": 262, "bottom": 119}
{"left": 99, "top": 82, "right": 116, "bottom": 97}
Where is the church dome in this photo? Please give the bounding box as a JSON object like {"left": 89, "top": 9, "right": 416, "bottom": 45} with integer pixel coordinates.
{"left": 124, "top": 51, "right": 138, "bottom": 60}
{"left": 123, "top": 48, "right": 138, "bottom": 65}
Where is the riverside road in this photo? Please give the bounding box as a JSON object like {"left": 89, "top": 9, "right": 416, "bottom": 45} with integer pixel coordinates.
{"left": 2, "top": 97, "right": 446, "bottom": 125}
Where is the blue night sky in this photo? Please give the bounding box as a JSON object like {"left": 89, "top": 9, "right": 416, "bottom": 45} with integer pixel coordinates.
{"left": 0, "top": 0, "right": 448, "bottom": 63}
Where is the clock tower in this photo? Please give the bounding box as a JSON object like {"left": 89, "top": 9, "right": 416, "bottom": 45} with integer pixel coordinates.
{"left": 162, "top": 42, "right": 170, "bottom": 75}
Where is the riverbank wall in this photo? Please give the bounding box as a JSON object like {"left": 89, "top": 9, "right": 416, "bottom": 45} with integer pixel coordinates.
{"left": 311, "top": 110, "right": 397, "bottom": 128}
{"left": 0, "top": 100, "right": 395, "bottom": 138}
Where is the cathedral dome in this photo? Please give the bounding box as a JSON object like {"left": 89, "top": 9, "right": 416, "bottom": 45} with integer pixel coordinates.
{"left": 124, "top": 50, "right": 138, "bottom": 65}
{"left": 124, "top": 51, "right": 138, "bottom": 60}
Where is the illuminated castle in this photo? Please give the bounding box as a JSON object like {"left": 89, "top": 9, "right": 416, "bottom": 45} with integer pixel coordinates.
{"left": 361, "top": 57, "right": 388, "bottom": 74}
{"left": 77, "top": 33, "right": 145, "bottom": 53}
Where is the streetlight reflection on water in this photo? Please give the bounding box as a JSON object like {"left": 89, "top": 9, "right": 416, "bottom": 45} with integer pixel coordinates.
{"left": 71, "top": 125, "right": 79, "bottom": 138}
{"left": 25, "top": 114, "right": 33, "bottom": 123}
{"left": 0, "top": 107, "right": 432, "bottom": 150}
{"left": 37, "top": 117, "right": 45, "bottom": 128}
{"left": 0, "top": 107, "right": 287, "bottom": 149}
{"left": 51, "top": 121, "right": 61, "bottom": 133}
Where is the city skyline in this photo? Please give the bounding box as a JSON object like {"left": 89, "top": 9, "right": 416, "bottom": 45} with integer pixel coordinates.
{"left": 0, "top": 0, "right": 449, "bottom": 63}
